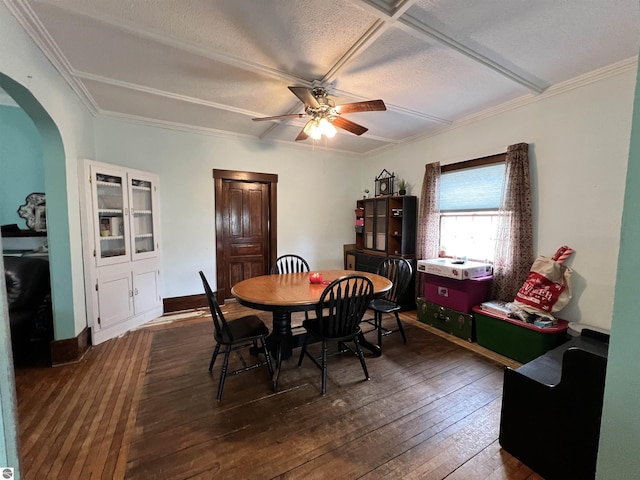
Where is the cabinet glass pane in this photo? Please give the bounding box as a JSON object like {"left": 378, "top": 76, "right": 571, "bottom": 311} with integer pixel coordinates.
{"left": 131, "top": 177, "right": 155, "bottom": 255}
{"left": 364, "top": 201, "right": 374, "bottom": 249}
{"left": 96, "top": 173, "right": 127, "bottom": 260}
{"left": 375, "top": 199, "right": 387, "bottom": 251}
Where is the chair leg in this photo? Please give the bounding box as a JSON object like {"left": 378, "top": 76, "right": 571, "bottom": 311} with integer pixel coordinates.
{"left": 354, "top": 337, "right": 370, "bottom": 381}
{"left": 395, "top": 312, "right": 407, "bottom": 344}
{"left": 376, "top": 311, "right": 383, "bottom": 352}
{"left": 209, "top": 342, "right": 221, "bottom": 372}
{"left": 261, "top": 337, "right": 274, "bottom": 377}
{"left": 321, "top": 340, "right": 328, "bottom": 395}
{"left": 216, "top": 348, "right": 232, "bottom": 401}
{"left": 297, "top": 335, "right": 308, "bottom": 367}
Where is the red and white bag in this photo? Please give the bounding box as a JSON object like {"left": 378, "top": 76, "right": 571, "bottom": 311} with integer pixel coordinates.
{"left": 514, "top": 246, "right": 574, "bottom": 316}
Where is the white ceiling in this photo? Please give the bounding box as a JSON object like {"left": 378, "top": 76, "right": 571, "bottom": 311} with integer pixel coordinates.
{"left": 5, "top": 0, "right": 639, "bottom": 155}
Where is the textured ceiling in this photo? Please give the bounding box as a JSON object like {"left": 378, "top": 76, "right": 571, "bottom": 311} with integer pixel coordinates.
{"left": 5, "top": 0, "right": 639, "bottom": 155}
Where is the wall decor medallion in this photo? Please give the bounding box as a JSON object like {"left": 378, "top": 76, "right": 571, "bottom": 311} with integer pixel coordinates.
{"left": 17, "top": 192, "right": 46, "bottom": 230}
{"left": 375, "top": 169, "right": 395, "bottom": 196}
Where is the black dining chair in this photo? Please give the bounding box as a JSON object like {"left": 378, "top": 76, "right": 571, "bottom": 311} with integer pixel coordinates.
{"left": 271, "top": 253, "right": 312, "bottom": 322}
{"left": 364, "top": 257, "right": 412, "bottom": 352}
{"left": 297, "top": 275, "right": 374, "bottom": 395}
{"left": 199, "top": 271, "right": 274, "bottom": 401}
{"left": 270, "top": 254, "right": 310, "bottom": 274}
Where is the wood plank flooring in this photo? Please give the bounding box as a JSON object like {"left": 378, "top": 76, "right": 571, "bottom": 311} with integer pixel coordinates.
{"left": 14, "top": 305, "right": 543, "bottom": 479}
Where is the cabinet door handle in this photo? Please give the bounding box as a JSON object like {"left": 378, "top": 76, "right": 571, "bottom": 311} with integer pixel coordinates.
{"left": 129, "top": 290, "right": 134, "bottom": 297}
{"left": 134, "top": 288, "right": 139, "bottom": 295}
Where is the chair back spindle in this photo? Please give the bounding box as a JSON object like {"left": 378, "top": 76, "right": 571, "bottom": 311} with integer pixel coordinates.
{"left": 271, "top": 254, "right": 310, "bottom": 274}
{"left": 378, "top": 257, "right": 412, "bottom": 303}
{"left": 315, "top": 275, "right": 373, "bottom": 339}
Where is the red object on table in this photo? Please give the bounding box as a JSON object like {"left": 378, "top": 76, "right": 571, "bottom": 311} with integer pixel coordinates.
{"left": 309, "top": 272, "right": 323, "bottom": 284}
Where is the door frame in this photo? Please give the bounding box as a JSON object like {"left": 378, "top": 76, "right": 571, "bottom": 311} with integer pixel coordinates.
{"left": 213, "top": 169, "right": 278, "bottom": 301}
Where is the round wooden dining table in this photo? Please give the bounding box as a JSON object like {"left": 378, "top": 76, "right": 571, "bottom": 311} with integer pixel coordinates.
{"left": 231, "top": 269, "right": 392, "bottom": 385}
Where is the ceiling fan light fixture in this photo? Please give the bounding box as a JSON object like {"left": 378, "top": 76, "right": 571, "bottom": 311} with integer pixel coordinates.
{"left": 318, "top": 117, "right": 336, "bottom": 138}
{"left": 304, "top": 117, "right": 336, "bottom": 140}
{"left": 304, "top": 119, "right": 322, "bottom": 140}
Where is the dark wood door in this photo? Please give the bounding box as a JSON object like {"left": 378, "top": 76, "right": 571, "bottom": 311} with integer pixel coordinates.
{"left": 214, "top": 169, "right": 277, "bottom": 301}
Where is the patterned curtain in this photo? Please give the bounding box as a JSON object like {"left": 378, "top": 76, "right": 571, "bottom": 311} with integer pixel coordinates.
{"left": 491, "top": 143, "right": 534, "bottom": 301}
{"left": 415, "top": 162, "right": 441, "bottom": 298}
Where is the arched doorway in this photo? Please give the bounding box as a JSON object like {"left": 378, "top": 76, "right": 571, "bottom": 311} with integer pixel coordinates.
{"left": 0, "top": 72, "right": 73, "bottom": 475}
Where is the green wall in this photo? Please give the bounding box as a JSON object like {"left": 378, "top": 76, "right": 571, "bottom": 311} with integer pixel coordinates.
{"left": 0, "top": 105, "right": 44, "bottom": 228}
{"left": 596, "top": 57, "right": 640, "bottom": 476}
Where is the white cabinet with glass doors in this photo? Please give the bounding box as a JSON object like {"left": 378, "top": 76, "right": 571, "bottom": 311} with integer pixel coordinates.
{"left": 81, "top": 160, "right": 163, "bottom": 345}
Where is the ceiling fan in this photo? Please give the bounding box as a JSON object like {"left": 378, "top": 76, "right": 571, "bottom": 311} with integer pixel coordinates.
{"left": 252, "top": 86, "right": 386, "bottom": 141}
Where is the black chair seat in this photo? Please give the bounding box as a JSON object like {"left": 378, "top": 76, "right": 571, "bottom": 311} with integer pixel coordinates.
{"left": 368, "top": 298, "right": 401, "bottom": 314}
{"left": 301, "top": 318, "right": 363, "bottom": 343}
{"left": 219, "top": 315, "right": 269, "bottom": 343}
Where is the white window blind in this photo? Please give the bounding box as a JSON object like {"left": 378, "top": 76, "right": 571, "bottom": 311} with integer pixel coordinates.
{"left": 440, "top": 163, "right": 505, "bottom": 211}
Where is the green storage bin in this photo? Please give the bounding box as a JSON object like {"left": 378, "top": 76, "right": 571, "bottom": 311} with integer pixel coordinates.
{"left": 472, "top": 306, "right": 569, "bottom": 363}
{"left": 417, "top": 297, "right": 475, "bottom": 342}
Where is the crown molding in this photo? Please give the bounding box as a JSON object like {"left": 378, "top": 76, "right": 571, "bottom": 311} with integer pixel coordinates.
{"left": 392, "top": 56, "right": 639, "bottom": 149}
{"left": 4, "top": 0, "right": 99, "bottom": 114}
{"left": 96, "top": 110, "right": 368, "bottom": 157}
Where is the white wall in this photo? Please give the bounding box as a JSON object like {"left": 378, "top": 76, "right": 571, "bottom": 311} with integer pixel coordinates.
{"left": 93, "top": 118, "right": 362, "bottom": 298}
{"left": 366, "top": 67, "right": 637, "bottom": 329}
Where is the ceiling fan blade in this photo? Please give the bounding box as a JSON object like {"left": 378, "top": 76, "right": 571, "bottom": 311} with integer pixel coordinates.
{"left": 331, "top": 117, "right": 368, "bottom": 136}
{"left": 252, "top": 113, "right": 306, "bottom": 122}
{"left": 335, "top": 99, "right": 386, "bottom": 114}
{"left": 288, "top": 86, "right": 320, "bottom": 108}
{"left": 295, "top": 125, "right": 309, "bottom": 141}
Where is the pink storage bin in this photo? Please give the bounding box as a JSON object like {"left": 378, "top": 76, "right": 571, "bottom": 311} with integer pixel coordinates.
{"left": 423, "top": 273, "right": 492, "bottom": 313}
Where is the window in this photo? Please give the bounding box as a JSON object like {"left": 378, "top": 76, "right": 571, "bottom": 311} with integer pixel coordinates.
{"left": 439, "top": 155, "right": 505, "bottom": 262}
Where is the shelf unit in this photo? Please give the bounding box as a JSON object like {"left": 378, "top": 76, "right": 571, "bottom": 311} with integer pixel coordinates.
{"left": 80, "top": 160, "right": 162, "bottom": 345}
{"left": 350, "top": 195, "right": 417, "bottom": 309}
{"left": 355, "top": 195, "right": 417, "bottom": 257}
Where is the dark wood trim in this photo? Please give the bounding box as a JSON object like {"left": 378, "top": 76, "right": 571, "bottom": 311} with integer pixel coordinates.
{"left": 213, "top": 169, "right": 278, "bottom": 184}
{"left": 163, "top": 294, "right": 207, "bottom": 313}
{"left": 213, "top": 169, "right": 278, "bottom": 300}
{"left": 441, "top": 152, "right": 506, "bottom": 173}
{"left": 50, "top": 327, "right": 90, "bottom": 366}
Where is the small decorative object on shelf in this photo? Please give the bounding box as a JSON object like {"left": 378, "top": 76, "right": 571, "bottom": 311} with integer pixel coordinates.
{"left": 17, "top": 192, "right": 46, "bottom": 231}
{"left": 375, "top": 169, "right": 395, "bottom": 196}
{"left": 397, "top": 178, "right": 408, "bottom": 195}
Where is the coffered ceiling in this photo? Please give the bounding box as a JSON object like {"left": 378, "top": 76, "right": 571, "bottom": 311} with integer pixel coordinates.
{"left": 5, "top": 0, "right": 639, "bottom": 155}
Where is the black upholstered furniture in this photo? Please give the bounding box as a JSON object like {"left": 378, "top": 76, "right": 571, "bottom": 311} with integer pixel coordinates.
{"left": 4, "top": 255, "right": 53, "bottom": 366}
{"left": 297, "top": 275, "right": 374, "bottom": 395}
{"left": 499, "top": 328, "right": 609, "bottom": 480}
{"left": 199, "top": 271, "right": 273, "bottom": 400}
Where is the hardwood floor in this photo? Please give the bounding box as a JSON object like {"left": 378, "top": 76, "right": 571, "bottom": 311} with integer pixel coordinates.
{"left": 14, "top": 305, "right": 543, "bottom": 479}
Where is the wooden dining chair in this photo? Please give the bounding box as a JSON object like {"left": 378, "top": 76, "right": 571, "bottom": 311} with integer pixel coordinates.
{"left": 363, "top": 257, "right": 412, "bottom": 352}
{"left": 199, "top": 271, "right": 274, "bottom": 401}
{"left": 297, "top": 275, "right": 374, "bottom": 395}
{"left": 270, "top": 254, "right": 310, "bottom": 274}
